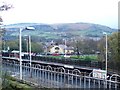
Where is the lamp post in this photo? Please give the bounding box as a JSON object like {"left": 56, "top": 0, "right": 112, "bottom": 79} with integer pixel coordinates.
{"left": 103, "top": 32, "right": 108, "bottom": 81}
{"left": 19, "top": 27, "right": 35, "bottom": 80}
{"left": 29, "top": 35, "right": 32, "bottom": 77}
{"left": 64, "top": 38, "right": 66, "bottom": 57}
{"left": 19, "top": 28, "right": 23, "bottom": 80}
{"left": 19, "top": 28, "right": 22, "bottom": 80}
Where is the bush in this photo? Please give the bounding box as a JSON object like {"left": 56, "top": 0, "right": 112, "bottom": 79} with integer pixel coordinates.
{"left": 2, "top": 72, "right": 32, "bottom": 90}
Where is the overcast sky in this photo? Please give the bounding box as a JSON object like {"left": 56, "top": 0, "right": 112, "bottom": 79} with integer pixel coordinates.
{"left": 0, "top": 0, "right": 119, "bottom": 29}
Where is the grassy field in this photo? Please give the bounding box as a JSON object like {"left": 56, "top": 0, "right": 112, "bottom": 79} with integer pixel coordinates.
{"left": 70, "top": 55, "right": 98, "bottom": 61}
{"left": 45, "top": 54, "right": 98, "bottom": 61}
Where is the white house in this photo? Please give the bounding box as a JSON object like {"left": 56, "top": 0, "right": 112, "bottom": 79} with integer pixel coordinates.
{"left": 46, "top": 44, "right": 74, "bottom": 55}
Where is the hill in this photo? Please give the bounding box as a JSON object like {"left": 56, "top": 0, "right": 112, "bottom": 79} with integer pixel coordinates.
{"left": 4, "top": 22, "right": 117, "bottom": 40}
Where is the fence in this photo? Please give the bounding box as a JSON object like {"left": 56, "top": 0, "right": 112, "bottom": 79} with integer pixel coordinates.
{"left": 2, "top": 60, "right": 120, "bottom": 88}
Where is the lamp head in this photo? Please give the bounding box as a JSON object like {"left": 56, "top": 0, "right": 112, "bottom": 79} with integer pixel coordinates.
{"left": 103, "top": 32, "right": 107, "bottom": 35}
{"left": 25, "top": 27, "right": 35, "bottom": 30}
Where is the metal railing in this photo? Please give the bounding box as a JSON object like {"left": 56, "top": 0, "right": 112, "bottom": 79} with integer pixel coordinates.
{"left": 2, "top": 60, "right": 120, "bottom": 88}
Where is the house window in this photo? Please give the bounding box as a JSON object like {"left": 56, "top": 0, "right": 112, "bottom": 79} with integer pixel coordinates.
{"left": 55, "top": 47, "right": 59, "bottom": 50}
{"left": 55, "top": 51, "right": 59, "bottom": 53}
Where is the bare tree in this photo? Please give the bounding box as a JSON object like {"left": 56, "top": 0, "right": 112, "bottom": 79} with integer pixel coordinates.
{"left": 0, "top": 2, "right": 13, "bottom": 89}
{"left": 0, "top": 2, "right": 13, "bottom": 36}
{"left": 0, "top": 2, "right": 13, "bottom": 11}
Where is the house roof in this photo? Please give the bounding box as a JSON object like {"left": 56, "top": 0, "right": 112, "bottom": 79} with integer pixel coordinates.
{"left": 66, "top": 47, "right": 74, "bottom": 50}
{"left": 47, "top": 43, "right": 74, "bottom": 50}
{"left": 58, "top": 44, "right": 67, "bottom": 49}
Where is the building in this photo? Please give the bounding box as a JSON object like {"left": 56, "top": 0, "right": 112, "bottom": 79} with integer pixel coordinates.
{"left": 45, "top": 44, "right": 74, "bottom": 55}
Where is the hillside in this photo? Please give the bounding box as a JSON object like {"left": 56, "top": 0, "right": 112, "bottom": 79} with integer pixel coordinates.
{"left": 4, "top": 22, "right": 117, "bottom": 40}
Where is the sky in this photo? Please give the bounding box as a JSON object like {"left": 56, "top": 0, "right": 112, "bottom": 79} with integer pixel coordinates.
{"left": 0, "top": 0, "right": 119, "bottom": 29}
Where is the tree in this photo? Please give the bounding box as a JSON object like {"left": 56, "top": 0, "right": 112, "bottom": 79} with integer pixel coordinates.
{"left": 0, "top": 2, "right": 13, "bottom": 49}
{"left": 0, "top": 17, "right": 4, "bottom": 37}
{"left": 31, "top": 42, "right": 44, "bottom": 53}
{"left": 108, "top": 32, "right": 120, "bottom": 72}
{"left": 0, "top": 2, "right": 13, "bottom": 89}
{"left": 97, "top": 38, "right": 106, "bottom": 62}
{"left": 71, "top": 38, "right": 98, "bottom": 55}
{"left": 98, "top": 32, "right": 120, "bottom": 72}
{"left": 0, "top": 2, "right": 13, "bottom": 11}
{"left": 5, "top": 40, "right": 19, "bottom": 51}
{"left": 0, "top": 2, "right": 13, "bottom": 27}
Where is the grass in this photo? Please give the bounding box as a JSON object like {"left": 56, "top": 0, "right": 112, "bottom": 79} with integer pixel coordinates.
{"left": 44, "top": 54, "right": 98, "bottom": 61}
{"left": 2, "top": 72, "right": 33, "bottom": 90}
{"left": 45, "top": 55, "right": 64, "bottom": 59}
{"left": 70, "top": 55, "right": 98, "bottom": 61}
{"left": 8, "top": 80, "right": 33, "bottom": 90}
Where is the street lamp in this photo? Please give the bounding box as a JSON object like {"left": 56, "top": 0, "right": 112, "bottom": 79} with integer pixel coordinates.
{"left": 64, "top": 38, "right": 66, "bottom": 57}
{"left": 28, "top": 35, "right": 32, "bottom": 78}
{"left": 103, "top": 32, "right": 108, "bottom": 78}
{"left": 19, "top": 26, "right": 35, "bottom": 80}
